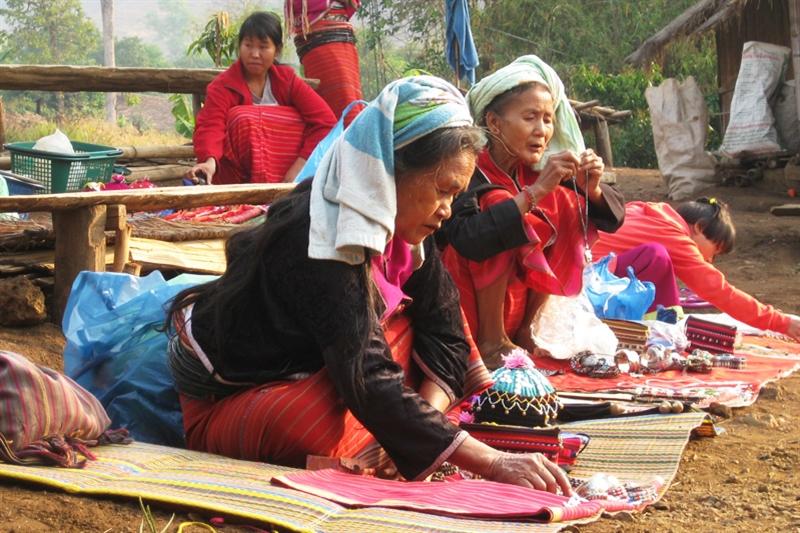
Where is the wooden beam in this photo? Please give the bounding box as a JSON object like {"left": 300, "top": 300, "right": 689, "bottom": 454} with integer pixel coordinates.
{"left": 52, "top": 205, "right": 107, "bottom": 323}
{"left": 0, "top": 65, "right": 320, "bottom": 93}
{"left": 593, "top": 118, "right": 614, "bottom": 168}
{"left": 0, "top": 183, "right": 295, "bottom": 213}
{"left": 126, "top": 164, "right": 191, "bottom": 182}
{"left": 770, "top": 203, "right": 800, "bottom": 216}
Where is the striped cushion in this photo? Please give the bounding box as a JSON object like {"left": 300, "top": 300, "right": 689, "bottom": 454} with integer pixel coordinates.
{"left": 0, "top": 350, "right": 110, "bottom": 452}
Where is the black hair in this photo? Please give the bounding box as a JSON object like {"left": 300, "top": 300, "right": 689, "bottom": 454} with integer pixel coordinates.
{"left": 675, "top": 197, "right": 736, "bottom": 255}
{"left": 481, "top": 81, "right": 551, "bottom": 126}
{"left": 238, "top": 11, "right": 283, "bottom": 51}
{"left": 395, "top": 125, "right": 485, "bottom": 180}
{"left": 165, "top": 124, "right": 484, "bottom": 402}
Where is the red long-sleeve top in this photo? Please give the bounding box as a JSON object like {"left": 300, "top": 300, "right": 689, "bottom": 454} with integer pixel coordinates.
{"left": 193, "top": 59, "right": 335, "bottom": 163}
{"left": 592, "top": 201, "right": 791, "bottom": 334}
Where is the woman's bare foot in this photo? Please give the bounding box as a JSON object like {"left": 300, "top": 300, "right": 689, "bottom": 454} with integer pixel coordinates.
{"left": 478, "top": 338, "right": 526, "bottom": 370}
{"left": 513, "top": 330, "right": 553, "bottom": 359}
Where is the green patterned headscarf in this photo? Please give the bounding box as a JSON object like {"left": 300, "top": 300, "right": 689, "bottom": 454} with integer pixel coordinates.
{"left": 467, "top": 55, "right": 585, "bottom": 166}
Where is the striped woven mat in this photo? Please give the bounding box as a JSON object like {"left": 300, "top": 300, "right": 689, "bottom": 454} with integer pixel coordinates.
{"left": 0, "top": 412, "right": 711, "bottom": 532}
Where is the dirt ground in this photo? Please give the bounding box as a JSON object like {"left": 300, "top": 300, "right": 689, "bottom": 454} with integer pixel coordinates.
{"left": 1, "top": 168, "right": 799, "bottom": 532}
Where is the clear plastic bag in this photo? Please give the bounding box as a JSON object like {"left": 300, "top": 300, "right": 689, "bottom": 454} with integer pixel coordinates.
{"left": 583, "top": 254, "right": 655, "bottom": 320}
{"left": 32, "top": 128, "right": 75, "bottom": 154}
{"left": 530, "top": 292, "right": 619, "bottom": 360}
{"left": 63, "top": 271, "right": 215, "bottom": 446}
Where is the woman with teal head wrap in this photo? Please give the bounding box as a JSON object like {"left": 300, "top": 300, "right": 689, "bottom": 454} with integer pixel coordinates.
{"left": 438, "top": 55, "right": 627, "bottom": 368}
{"left": 166, "top": 75, "right": 572, "bottom": 494}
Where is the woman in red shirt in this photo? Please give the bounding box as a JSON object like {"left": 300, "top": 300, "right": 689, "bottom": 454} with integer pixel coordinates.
{"left": 187, "top": 11, "right": 336, "bottom": 184}
{"left": 593, "top": 198, "right": 800, "bottom": 340}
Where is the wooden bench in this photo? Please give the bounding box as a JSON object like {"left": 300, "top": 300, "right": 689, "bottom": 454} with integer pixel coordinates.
{"left": 0, "top": 183, "right": 295, "bottom": 322}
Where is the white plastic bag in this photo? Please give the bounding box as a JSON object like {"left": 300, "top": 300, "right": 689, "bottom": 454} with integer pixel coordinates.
{"left": 32, "top": 128, "right": 75, "bottom": 154}
{"left": 645, "top": 77, "right": 716, "bottom": 201}
{"left": 530, "top": 293, "right": 619, "bottom": 360}
{"left": 720, "top": 41, "right": 789, "bottom": 156}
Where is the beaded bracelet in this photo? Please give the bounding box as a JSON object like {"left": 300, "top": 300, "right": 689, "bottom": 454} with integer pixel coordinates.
{"left": 524, "top": 186, "right": 539, "bottom": 212}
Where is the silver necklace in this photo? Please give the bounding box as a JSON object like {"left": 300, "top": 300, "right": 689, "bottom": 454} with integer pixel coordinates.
{"left": 571, "top": 172, "right": 592, "bottom": 265}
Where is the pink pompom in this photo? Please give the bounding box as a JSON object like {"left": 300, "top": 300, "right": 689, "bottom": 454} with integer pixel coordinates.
{"left": 458, "top": 410, "right": 475, "bottom": 424}
{"left": 501, "top": 348, "right": 535, "bottom": 369}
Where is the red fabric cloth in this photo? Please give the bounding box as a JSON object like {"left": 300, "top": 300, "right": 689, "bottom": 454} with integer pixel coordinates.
{"left": 442, "top": 150, "right": 594, "bottom": 338}
{"left": 179, "top": 314, "right": 491, "bottom": 476}
{"left": 192, "top": 60, "right": 336, "bottom": 175}
{"left": 592, "top": 201, "right": 791, "bottom": 334}
{"left": 272, "top": 468, "right": 620, "bottom": 522}
{"left": 213, "top": 105, "right": 305, "bottom": 184}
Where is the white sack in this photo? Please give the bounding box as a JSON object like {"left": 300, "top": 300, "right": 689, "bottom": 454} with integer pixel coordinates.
{"left": 646, "top": 76, "right": 716, "bottom": 201}
{"left": 720, "top": 41, "right": 789, "bottom": 157}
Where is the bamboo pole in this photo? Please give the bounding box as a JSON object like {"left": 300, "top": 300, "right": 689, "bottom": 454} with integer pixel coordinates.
{"left": 0, "top": 183, "right": 295, "bottom": 213}
{"left": 117, "top": 145, "right": 195, "bottom": 160}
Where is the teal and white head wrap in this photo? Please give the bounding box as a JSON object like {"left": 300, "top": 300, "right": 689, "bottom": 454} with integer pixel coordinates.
{"left": 467, "top": 55, "right": 585, "bottom": 167}
{"left": 309, "top": 75, "right": 474, "bottom": 265}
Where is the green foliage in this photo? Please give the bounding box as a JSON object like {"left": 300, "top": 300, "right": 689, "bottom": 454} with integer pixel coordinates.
{"left": 115, "top": 36, "right": 168, "bottom": 68}
{"left": 188, "top": 12, "right": 238, "bottom": 68}
{"left": 0, "top": 0, "right": 103, "bottom": 117}
{"left": 356, "top": 0, "right": 720, "bottom": 168}
{"left": 169, "top": 94, "right": 195, "bottom": 139}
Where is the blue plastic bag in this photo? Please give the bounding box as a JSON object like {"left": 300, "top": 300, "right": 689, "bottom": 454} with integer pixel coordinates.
{"left": 295, "top": 99, "right": 367, "bottom": 183}
{"left": 583, "top": 254, "right": 655, "bottom": 320}
{"left": 63, "top": 271, "right": 215, "bottom": 446}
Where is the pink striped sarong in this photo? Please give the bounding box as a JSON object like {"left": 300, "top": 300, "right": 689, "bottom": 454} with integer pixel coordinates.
{"left": 213, "top": 105, "right": 305, "bottom": 184}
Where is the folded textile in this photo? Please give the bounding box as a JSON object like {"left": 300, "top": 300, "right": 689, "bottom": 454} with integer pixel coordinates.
{"left": 461, "top": 423, "right": 589, "bottom": 467}
{"left": 272, "top": 468, "right": 614, "bottom": 522}
{"left": 685, "top": 315, "right": 737, "bottom": 354}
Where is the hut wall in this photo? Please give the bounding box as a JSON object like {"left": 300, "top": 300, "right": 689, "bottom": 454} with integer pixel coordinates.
{"left": 716, "top": 0, "right": 792, "bottom": 131}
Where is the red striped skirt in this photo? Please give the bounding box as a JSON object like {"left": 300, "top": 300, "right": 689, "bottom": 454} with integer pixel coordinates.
{"left": 179, "top": 313, "right": 492, "bottom": 470}
{"left": 214, "top": 105, "right": 305, "bottom": 185}
{"left": 295, "top": 22, "right": 363, "bottom": 125}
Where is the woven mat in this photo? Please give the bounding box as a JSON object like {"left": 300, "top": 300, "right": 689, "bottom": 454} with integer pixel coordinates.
{"left": 0, "top": 412, "right": 710, "bottom": 532}
{"left": 542, "top": 335, "right": 800, "bottom": 408}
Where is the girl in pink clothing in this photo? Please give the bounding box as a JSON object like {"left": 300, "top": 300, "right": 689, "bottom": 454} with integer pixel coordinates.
{"left": 592, "top": 197, "right": 800, "bottom": 340}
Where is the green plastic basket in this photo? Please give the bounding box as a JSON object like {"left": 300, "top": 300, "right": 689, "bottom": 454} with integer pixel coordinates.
{"left": 3, "top": 141, "right": 123, "bottom": 194}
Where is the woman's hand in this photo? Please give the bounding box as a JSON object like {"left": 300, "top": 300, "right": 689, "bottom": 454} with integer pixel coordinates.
{"left": 519, "top": 151, "right": 581, "bottom": 213}
{"left": 486, "top": 451, "right": 573, "bottom": 494}
{"left": 448, "top": 434, "right": 572, "bottom": 495}
{"left": 186, "top": 158, "right": 216, "bottom": 184}
{"left": 575, "top": 149, "right": 604, "bottom": 204}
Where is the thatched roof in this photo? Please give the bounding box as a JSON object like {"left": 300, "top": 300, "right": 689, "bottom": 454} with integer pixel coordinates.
{"left": 625, "top": 0, "right": 748, "bottom": 66}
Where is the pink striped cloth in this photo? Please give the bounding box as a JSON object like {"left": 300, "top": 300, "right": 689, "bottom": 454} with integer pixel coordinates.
{"left": 272, "top": 469, "right": 608, "bottom": 522}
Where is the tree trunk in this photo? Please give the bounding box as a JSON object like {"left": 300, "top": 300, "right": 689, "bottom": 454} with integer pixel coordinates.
{"left": 101, "top": 0, "right": 117, "bottom": 124}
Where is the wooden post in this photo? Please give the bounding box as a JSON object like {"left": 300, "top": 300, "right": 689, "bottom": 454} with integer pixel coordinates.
{"left": 52, "top": 205, "right": 107, "bottom": 323}
{"left": 0, "top": 97, "right": 5, "bottom": 148}
{"left": 593, "top": 117, "right": 614, "bottom": 168}
{"left": 192, "top": 93, "right": 203, "bottom": 118}
{"left": 789, "top": 0, "right": 800, "bottom": 129}
{"left": 106, "top": 204, "right": 130, "bottom": 273}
